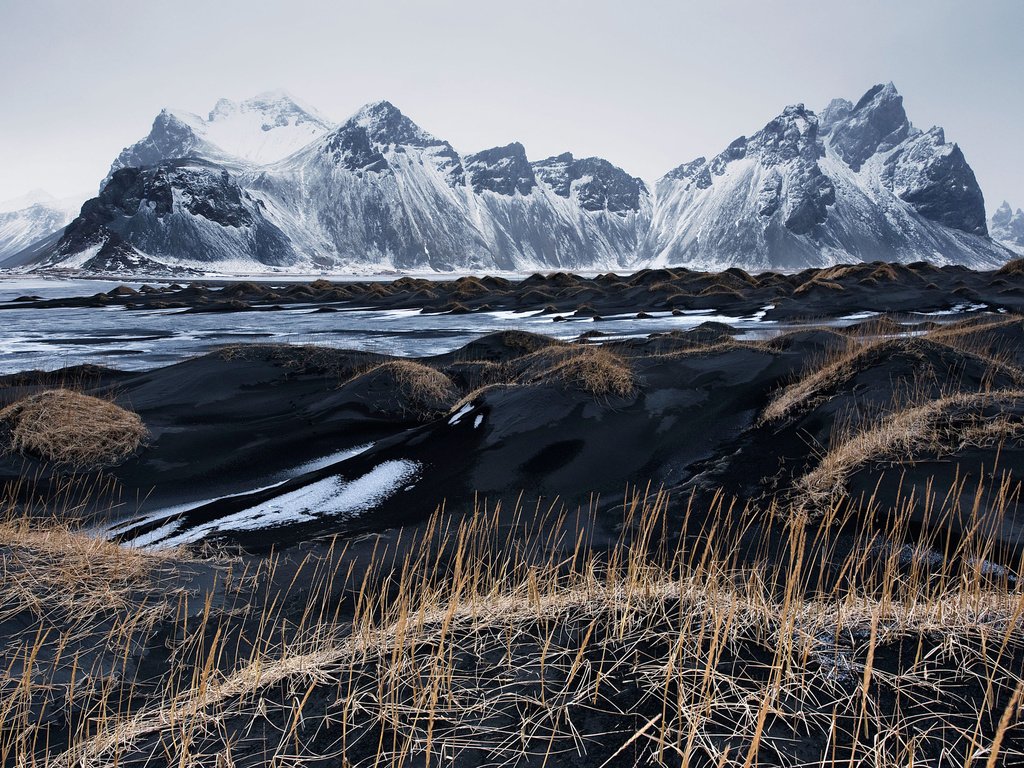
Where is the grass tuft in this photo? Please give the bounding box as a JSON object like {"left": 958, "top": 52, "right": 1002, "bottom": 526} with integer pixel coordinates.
{"left": 0, "top": 389, "right": 147, "bottom": 468}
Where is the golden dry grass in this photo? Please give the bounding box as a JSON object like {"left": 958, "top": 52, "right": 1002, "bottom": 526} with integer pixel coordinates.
{"left": 351, "top": 360, "right": 458, "bottom": 419}
{"left": 0, "top": 389, "right": 147, "bottom": 467}
{"left": 512, "top": 346, "right": 637, "bottom": 398}
{"left": 0, "top": 509, "right": 175, "bottom": 617}
{"left": 761, "top": 332, "right": 1024, "bottom": 424}
{"left": 27, "top": 483, "right": 1024, "bottom": 768}
{"left": 794, "top": 390, "right": 1024, "bottom": 514}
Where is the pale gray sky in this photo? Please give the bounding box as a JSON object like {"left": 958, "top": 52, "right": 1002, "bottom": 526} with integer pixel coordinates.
{"left": 1, "top": 0, "right": 1022, "bottom": 213}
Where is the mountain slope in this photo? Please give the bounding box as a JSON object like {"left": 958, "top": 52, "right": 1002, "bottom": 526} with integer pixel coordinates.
{"left": 38, "top": 100, "right": 651, "bottom": 273}
{"left": 0, "top": 191, "right": 84, "bottom": 265}
{"left": 642, "top": 83, "right": 1008, "bottom": 270}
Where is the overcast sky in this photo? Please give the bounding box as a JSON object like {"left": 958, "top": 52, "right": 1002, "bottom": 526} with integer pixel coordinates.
{"left": 1, "top": 0, "right": 1022, "bottom": 213}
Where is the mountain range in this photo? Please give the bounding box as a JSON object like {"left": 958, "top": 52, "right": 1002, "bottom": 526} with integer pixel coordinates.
{"left": 0, "top": 85, "right": 1016, "bottom": 275}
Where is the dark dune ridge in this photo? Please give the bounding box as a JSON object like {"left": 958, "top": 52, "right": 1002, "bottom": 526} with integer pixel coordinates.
{"left": 2, "top": 309, "right": 1024, "bottom": 766}
{"left": 7, "top": 259, "right": 1024, "bottom": 322}
{"left": 1, "top": 315, "right": 1023, "bottom": 554}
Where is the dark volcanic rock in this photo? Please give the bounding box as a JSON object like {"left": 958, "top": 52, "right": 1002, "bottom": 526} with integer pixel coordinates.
{"left": 465, "top": 143, "right": 537, "bottom": 195}
{"left": 321, "top": 123, "right": 389, "bottom": 172}
{"left": 827, "top": 82, "right": 911, "bottom": 171}
{"left": 53, "top": 160, "right": 295, "bottom": 267}
{"left": 882, "top": 127, "right": 988, "bottom": 235}
{"left": 532, "top": 152, "right": 647, "bottom": 213}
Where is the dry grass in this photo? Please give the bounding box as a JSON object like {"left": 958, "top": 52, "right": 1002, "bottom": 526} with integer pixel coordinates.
{"left": 0, "top": 389, "right": 147, "bottom": 467}
{"left": 795, "top": 390, "right": 1024, "bottom": 514}
{"left": 21, "top": 481, "right": 1023, "bottom": 768}
{"left": 761, "top": 331, "right": 1024, "bottom": 424}
{"left": 217, "top": 342, "right": 382, "bottom": 380}
{"left": 0, "top": 480, "right": 202, "bottom": 766}
{"left": 0, "top": 509, "right": 175, "bottom": 617}
{"left": 512, "top": 346, "right": 637, "bottom": 398}
{"left": 6, "top": 327, "right": 1024, "bottom": 766}
{"left": 350, "top": 360, "right": 458, "bottom": 420}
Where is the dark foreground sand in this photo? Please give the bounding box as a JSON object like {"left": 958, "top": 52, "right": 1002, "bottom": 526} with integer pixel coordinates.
{"left": 1, "top": 274, "right": 1024, "bottom": 766}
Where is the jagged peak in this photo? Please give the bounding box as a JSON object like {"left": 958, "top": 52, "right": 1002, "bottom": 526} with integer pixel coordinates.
{"left": 533, "top": 151, "right": 574, "bottom": 166}
{"left": 468, "top": 141, "right": 529, "bottom": 160}
{"left": 780, "top": 103, "right": 809, "bottom": 116}
{"left": 820, "top": 98, "right": 853, "bottom": 132}
{"left": 826, "top": 82, "right": 913, "bottom": 171}
{"left": 992, "top": 200, "right": 1023, "bottom": 227}
{"left": 343, "top": 100, "right": 445, "bottom": 148}
{"left": 349, "top": 99, "right": 402, "bottom": 124}
{"left": 465, "top": 143, "right": 536, "bottom": 195}
{"left": 853, "top": 82, "right": 902, "bottom": 111}
{"left": 156, "top": 107, "right": 205, "bottom": 128}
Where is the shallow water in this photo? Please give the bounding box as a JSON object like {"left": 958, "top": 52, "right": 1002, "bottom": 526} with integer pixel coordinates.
{"left": 0, "top": 278, "right": 996, "bottom": 374}
{"left": 0, "top": 278, "right": 780, "bottom": 373}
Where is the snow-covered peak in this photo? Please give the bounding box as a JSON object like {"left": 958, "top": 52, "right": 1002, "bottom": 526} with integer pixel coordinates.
{"left": 993, "top": 201, "right": 1018, "bottom": 226}
{"left": 820, "top": 98, "right": 854, "bottom": 133}
{"left": 532, "top": 152, "right": 648, "bottom": 213}
{"left": 826, "top": 82, "right": 913, "bottom": 170}
{"left": 196, "top": 91, "right": 332, "bottom": 164}
{"left": 107, "top": 92, "right": 334, "bottom": 184}
{"left": 0, "top": 189, "right": 84, "bottom": 217}
{"left": 208, "top": 90, "right": 330, "bottom": 128}
{"left": 465, "top": 143, "right": 536, "bottom": 195}
{"left": 346, "top": 100, "right": 443, "bottom": 148}
{"left": 0, "top": 189, "right": 87, "bottom": 264}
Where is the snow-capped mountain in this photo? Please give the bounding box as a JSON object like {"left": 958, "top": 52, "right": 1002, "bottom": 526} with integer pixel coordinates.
{"left": 104, "top": 90, "right": 332, "bottom": 186}
{"left": 0, "top": 190, "right": 84, "bottom": 266}
{"left": 992, "top": 202, "right": 1024, "bottom": 255}
{"left": 642, "top": 83, "right": 1007, "bottom": 270}
{"left": 244, "top": 105, "right": 651, "bottom": 270}
{"left": 39, "top": 100, "right": 650, "bottom": 272}
{"left": 18, "top": 84, "right": 1014, "bottom": 275}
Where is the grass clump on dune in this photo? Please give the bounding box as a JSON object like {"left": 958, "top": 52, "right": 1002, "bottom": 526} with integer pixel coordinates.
{"left": 0, "top": 389, "right": 147, "bottom": 468}
{"left": 351, "top": 360, "right": 458, "bottom": 420}
{"left": 512, "top": 346, "right": 637, "bottom": 398}
{"left": 762, "top": 332, "right": 1024, "bottom": 424}
{"left": 794, "top": 390, "right": 1024, "bottom": 514}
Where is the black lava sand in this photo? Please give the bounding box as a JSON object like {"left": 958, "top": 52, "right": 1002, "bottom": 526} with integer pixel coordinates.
{"left": 2, "top": 271, "right": 1024, "bottom": 767}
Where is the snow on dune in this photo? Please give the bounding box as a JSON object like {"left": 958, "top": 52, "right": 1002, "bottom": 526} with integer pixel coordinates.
{"left": 141, "top": 459, "right": 421, "bottom": 549}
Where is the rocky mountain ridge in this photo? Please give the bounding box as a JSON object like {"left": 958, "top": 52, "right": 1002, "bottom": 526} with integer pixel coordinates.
{"left": 2, "top": 84, "right": 1013, "bottom": 274}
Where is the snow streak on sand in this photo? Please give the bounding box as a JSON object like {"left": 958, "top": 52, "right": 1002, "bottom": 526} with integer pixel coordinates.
{"left": 145, "top": 459, "right": 422, "bottom": 549}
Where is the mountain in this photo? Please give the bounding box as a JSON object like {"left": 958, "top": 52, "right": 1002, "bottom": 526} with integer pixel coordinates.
{"left": 642, "top": 83, "right": 1006, "bottom": 270}
{"left": 17, "top": 84, "right": 1013, "bottom": 275}
{"left": 34, "top": 99, "right": 650, "bottom": 273}
{"left": 992, "top": 201, "right": 1024, "bottom": 255}
{"left": 0, "top": 190, "right": 84, "bottom": 265}
{"left": 104, "top": 90, "right": 332, "bottom": 185}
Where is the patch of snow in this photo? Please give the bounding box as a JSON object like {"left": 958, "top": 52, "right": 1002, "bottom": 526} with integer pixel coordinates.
{"left": 151, "top": 459, "right": 422, "bottom": 548}
{"left": 448, "top": 404, "right": 474, "bottom": 425}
